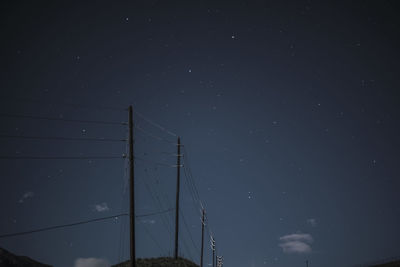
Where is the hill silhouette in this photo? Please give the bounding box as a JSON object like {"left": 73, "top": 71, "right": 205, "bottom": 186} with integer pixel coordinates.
{"left": 0, "top": 248, "right": 198, "bottom": 267}
{"left": 0, "top": 247, "right": 52, "bottom": 267}
{"left": 371, "top": 260, "right": 400, "bottom": 267}
{"left": 112, "top": 257, "right": 199, "bottom": 267}
{"left": 1, "top": 247, "right": 400, "bottom": 267}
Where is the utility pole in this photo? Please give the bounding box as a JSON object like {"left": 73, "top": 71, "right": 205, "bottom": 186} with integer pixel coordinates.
{"left": 200, "top": 209, "right": 205, "bottom": 267}
{"left": 306, "top": 260, "right": 309, "bottom": 267}
{"left": 128, "top": 106, "right": 136, "bottom": 267}
{"left": 217, "top": 256, "right": 223, "bottom": 267}
{"left": 211, "top": 236, "right": 216, "bottom": 267}
{"left": 174, "top": 137, "right": 181, "bottom": 259}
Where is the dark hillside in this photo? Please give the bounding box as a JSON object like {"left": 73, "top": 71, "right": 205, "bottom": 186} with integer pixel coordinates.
{"left": 113, "top": 257, "right": 199, "bottom": 267}
{"left": 0, "top": 247, "right": 52, "bottom": 267}
{"left": 371, "top": 260, "right": 400, "bottom": 267}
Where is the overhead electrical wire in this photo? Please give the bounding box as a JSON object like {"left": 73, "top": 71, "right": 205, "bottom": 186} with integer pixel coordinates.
{"left": 183, "top": 166, "right": 202, "bottom": 213}
{"left": 136, "top": 208, "right": 174, "bottom": 218}
{"left": 0, "top": 113, "right": 127, "bottom": 126}
{"left": 138, "top": 218, "right": 168, "bottom": 255}
{"left": 0, "top": 95, "right": 125, "bottom": 111}
{"left": 146, "top": 168, "right": 176, "bottom": 243}
{"left": 140, "top": 169, "right": 174, "bottom": 236}
{"left": 182, "top": 146, "right": 202, "bottom": 201}
{"left": 180, "top": 208, "right": 200, "bottom": 253}
{"left": 0, "top": 213, "right": 129, "bottom": 239}
{"left": 133, "top": 155, "right": 182, "bottom": 168}
{"left": 0, "top": 156, "right": 124, "bottom": 160}
{"left": 139, "top": 168, "right": 175, "bottom": 255}
{"left": 0, "top": 209, "right": 176, "bottom": 239}
{"left": 134, "top": 111, "right": 177, "bottom": 137}
{"left": 0, "top": 134, "right": 127, "bottom": 142}
{"left": 135, "top": 125, "right": 176, "bottom": 144}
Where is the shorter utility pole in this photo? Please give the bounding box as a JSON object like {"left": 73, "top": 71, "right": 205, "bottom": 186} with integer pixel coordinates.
{"left": 217, "top": 256, "right": 223, "bottom": 267}
{"left": 211, "top": 236, "right": 216, "bottom": 267}
{"left": 174, "top": 137, "right": 181, "bottom": 259}
{"left": 200, "top": 209, "right": 205, "bottom": 267}
{"left": 306, "top": 260, "right": 309, "bottom": 267}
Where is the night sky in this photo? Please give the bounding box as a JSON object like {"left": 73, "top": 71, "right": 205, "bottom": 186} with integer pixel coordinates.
{"left": 1, "top": 1, "right": 400, "bottom": 267}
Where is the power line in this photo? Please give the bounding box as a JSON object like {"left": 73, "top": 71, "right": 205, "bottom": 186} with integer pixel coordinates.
{"left": 0, "top": 134, "right": 127, "bottom": 142}
{"left": 183, "top": 165, "right": 201, "bottom": 212}
{"left": 138, "top": 169, "right": 175, "bottom": 256}
{"left": 140, "top": 169, "right": 174, "bottom": 237}
{"left": 182, "top": 147, "right": 202, "bottom": 203}
{"left": 138, "top": 218, "right": 168, "bottom": 255}
{"left": 181, "top": 236, "right": 195, "bottom": 262}
{"left": 0, "top": 95, "right": 125, "bottom": 111}
{"left": 134, "top": 111, "right": 177, "bottom": 137}
{"left": 136, "top": 208, "right": 174, "bottom": 218}
{"left": 145, "top": 167, "right": 176, "bottom": 247}
{"left": 0, "top": 213, "right": 129, "bottom": 239}
{"left": 0, "top": 156, "right": 124, "bottom": 160}
{"left": 135, "top": 125, "right": 176, "bottom": 144}
{"left": 0, "top": 113, "right": 127, "bottom": 126}
{"left": 0, "top": 209, "right": 176, "bottom": 240}
{"left": 180, "top": 208, "right": 200, "bottom": 254}
{"left": 133, "top": 155, "right": 182, "bottom": 168}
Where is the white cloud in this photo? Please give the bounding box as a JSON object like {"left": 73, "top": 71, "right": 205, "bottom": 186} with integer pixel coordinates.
{"left": 74, "top": 258, "right": 110, "bottom": 267}
{"left": 307, "top": 218, "right": 317, "bottom": 227}
{"left": 93, "top": 203, "right": 109, "bottom": 212}
{"left": 279, "top": 233, "right": 313, "bottom": 254}
{"left": 18, "top": 191, "right": 34, "bottom": 203}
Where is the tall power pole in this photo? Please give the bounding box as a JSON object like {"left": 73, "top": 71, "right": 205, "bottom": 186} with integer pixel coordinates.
{"left": 128, "top": 106, "right": 136, "bottom": 267}
{"left": 200, "top": 209, "right": 205, "bottom": 267}
{"left": 174, "top": 137, "right": 181, "bottom": 259}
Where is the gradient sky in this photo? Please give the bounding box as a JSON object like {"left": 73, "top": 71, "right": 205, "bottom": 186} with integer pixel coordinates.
{"left": 1, "top": 1, "right": 400, "bottom": 267}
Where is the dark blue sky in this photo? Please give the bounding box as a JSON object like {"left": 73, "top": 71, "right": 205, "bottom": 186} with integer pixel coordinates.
{"left": 1, "top": 1, "right": 399, "bottom": 267}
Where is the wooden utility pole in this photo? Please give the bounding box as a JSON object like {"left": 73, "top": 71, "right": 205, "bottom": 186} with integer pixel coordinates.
{"left": 128, "top": 106, "right": 136, "bottom": 267}
{"left": 217, "top": 256, "right": 223, "bottom": 267}
{"left": 200, "top": 209, "right": 205, "bottom": 267}
{"left": 213, "top": 247, "right": 215, "bottom": 267}
{"left": 211, "top": 237, "right": 215, "bottom": 267}
{"left": 174, "top": 137, "right": 181, "bottom": 259}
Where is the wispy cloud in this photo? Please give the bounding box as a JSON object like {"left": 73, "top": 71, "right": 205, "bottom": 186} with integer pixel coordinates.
{"left": 307, "top": 218, "right": 317, "bottom": 227}
{"left": 279, "top": 233, "right": 313, "bottom": 254}
{"left": 18, "top": 191, "right": 34, "bottom": 203}
{"left": 74, "top": 257, "right": 110, "bottom": 267}
{"left": 141, "top": 219, "right": 156, "bottom": 225}
{"left": 93, "top": 203, "right": 109, "bottom": 212}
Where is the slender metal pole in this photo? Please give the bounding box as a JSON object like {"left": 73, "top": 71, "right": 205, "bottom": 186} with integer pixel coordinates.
{"left": 128, "top": 106, "right": 136, "bottom": 267}
{"left": 200, "top": 209, "right": 205, "bottom": 267}
{"left": 174, "top": 137, "right": 181, "bottom": 259}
